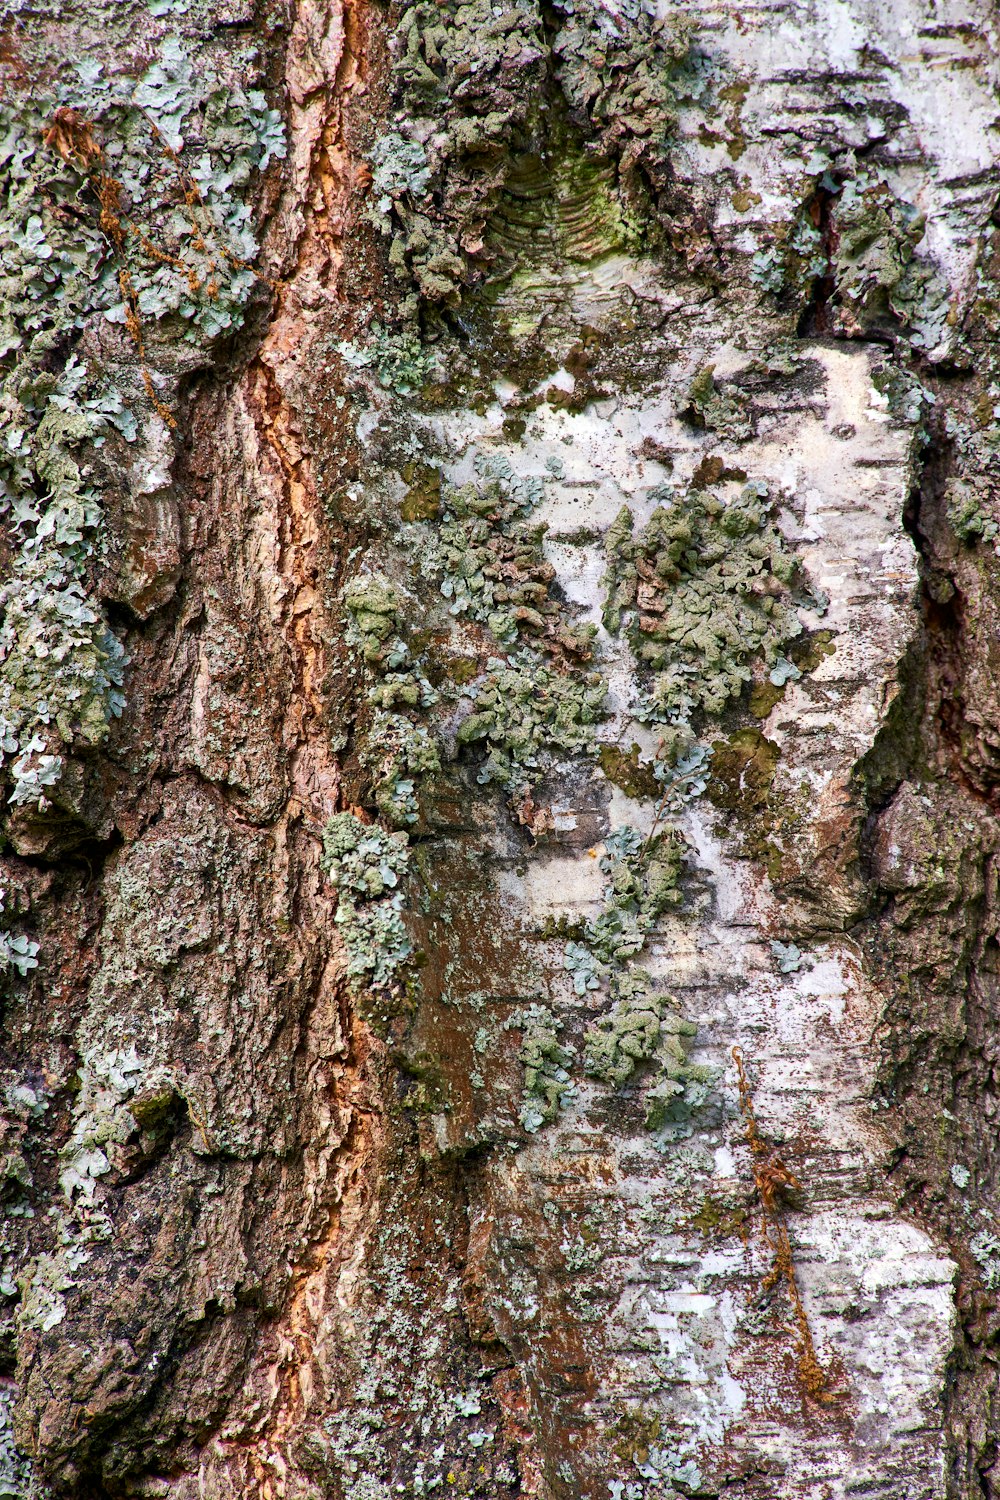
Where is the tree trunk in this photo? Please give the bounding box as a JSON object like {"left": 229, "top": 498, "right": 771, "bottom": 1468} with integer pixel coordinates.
{"left": 1, "top": 0, "right": 999, "bottom": 1495}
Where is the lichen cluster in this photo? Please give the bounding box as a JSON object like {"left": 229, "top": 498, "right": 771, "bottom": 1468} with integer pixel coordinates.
{"left": 343, "top": 575, "right": 441, "bottom": 826}
{"left": 457, "top": 655, "right": 607, "bottom": 792}
{"left": 947, "top": 478, "right": 999, "bottom": 549}
{"left": 0, "top": 889, "right": 39, "bottom": 978}
{"left": 338, "top": 322, "right": 436, "bottom": 396}
{"left": 339, "top": 450, "right": 605, "bottom": 802}
{"left": 59, "top": 1046, "right": 175, "bottom": 1226}
{"left": 321, "top": 813, "right": 413, "bottom": 987}
{"left": 564, "top": 826, "right": 684, "bottom": 994}
{"left": 753, "top": 163, "right": 949, "bottom": 351}
{"left": 583, "top": 974, "right": 713, "bottom": 1134}
{"left": 602, "top": 482, "right": 804, "bottom": 721}
{"left": 515, "top": 1003, "right": 576, "bottom": 1134}
{"left": 0, "top": 34, "right": 283, "bottom": 811}
{"left": 375, "top": 0, "right": 704, "bottom": 309}
{"left": 421, "top": 453, "right": 552, "bottom": 644}
{"left": 683, "top": 363, "right": 752, "bottom": 441}
{"left": 535, "top": 825, "right": 714, "bottom": 1139}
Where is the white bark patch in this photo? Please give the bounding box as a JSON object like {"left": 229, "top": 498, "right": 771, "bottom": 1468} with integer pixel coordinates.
{"left": 466, "top": 340, "right": 954, "bottom": 1489}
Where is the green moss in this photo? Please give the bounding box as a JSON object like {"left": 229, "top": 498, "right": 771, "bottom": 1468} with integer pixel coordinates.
{"left": 399, "top": 462, "right": 442, "bottom": 522}
{"left": 789, "top": 628, "right": 836, "bottom": 674}
{"left": 687, "top": 1191, "right": 749, "bottom": 1240}
{"left": 602, "top": 483, "right": 806, "bottom": 721}
{"left": 748, "top": 680, "right": 785, "bottom": 718}
{"left": 598, "top": 743, "right": 661, "bottom": 801}
{"left": 706, "top": 729, "right": 779, "bottom": 813}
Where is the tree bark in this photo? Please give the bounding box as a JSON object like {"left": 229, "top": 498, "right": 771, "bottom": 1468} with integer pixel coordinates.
{"left": 2, "top": 0, "right": 1000, "bottom": 1496}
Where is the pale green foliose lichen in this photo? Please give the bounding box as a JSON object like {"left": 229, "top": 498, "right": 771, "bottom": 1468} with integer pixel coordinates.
{"left": 683, "top": 364, "right": 752, "bottom": 441}
{"left": 562, "top": 825, "right": 684, "bottom": 990}
{"left": 321, "top": 814, "right": 412, "bottom": 987}
{"left": 368, "top": 711, "right": 441, "bottom": 828}
{"left": 0, "top": 35, "right": 283, "bottom": 811}
{"left": 418, "top": 454, "right": 557, "bottom": 648}
{"left": 338, "top": 322, "right": 436, "bottom": 396}
{"left": 583, "top": 972, "right": 666, "bottom": 1086}
{"left": 947, "top": 478, "right": 999, "bottom": 548}
{"left": 584, "top": 970, "right": 715, "bottom": 1135}
{"left": 342, "top": 576, "right": 441, "bottom": 825}
{"left": 515, "top": 1003, "right": 576, "bottom": 1133}
{"left": 970, "top": 1226, "right": 1000, "bottom": 1290}
{"left": 753, "top": 163, "right": 949, "bottom": 351}
{"left": 0, "top": 889, "right": 39, "bottom": 978}
{"left": 0, "top": 1381, "right": 47, "bottom": 1497}
{"left": 457, "top": 655, "right": 606, "bottom": 790}
{"left": 602, "top": 483, "right": 805, "bottom": 720}
{"left": 376, "top": 0, "right": 705, "bottom": 307}
{"left": 59, "top": 1046, "right": 176, "bottom": 1237}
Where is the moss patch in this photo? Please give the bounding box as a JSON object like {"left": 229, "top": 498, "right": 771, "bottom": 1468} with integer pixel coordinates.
{"left": 706, "top": 729, "right": 779, "bottom": 813}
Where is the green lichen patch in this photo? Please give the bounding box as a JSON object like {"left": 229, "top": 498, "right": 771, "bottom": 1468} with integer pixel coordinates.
{"left": 321, "top": 814, "right": 412, "bottom": 988}
{"left": 0, "top": 888, "right": 39, "bottom": 978}
{"left": 343, "top": 575, "right": 407, "bottom": 666}
{"left": 947, "top": 478, "right": 999, "bottom": 548}
{"left": 753, "top": 165, "right": 950, "bottom": 352}
{"left": 0, "top": 1386, "right": 41, "bottom": 1495}
{"left": 0, "top": 365, "right": 128, "bottom": 806}
{"left": 682, "top": 363, "right": 752, "bottom": 441}
{"left": 341, "top": 575, "right": 444, "bottom": 825}
{"left": 602, "top": 483, "right": 806, "bottom": 721}
{"left": 59, "top": 1046, "right": 176, "bottom": 1234}
{"left": 339, "top": 322, "right": 437, "bottom": 396}
{"left": 456, "top": 655, "right": 607, "bottom": 791}
{"left": 583, "top": 974, "right": 667, "bottom": 1087}
{"left": 415, "top": 450, "right": 595, "bottom": 662}
{"left": 367, "top": 710, "right": 442, "bottom": 828}
{"left": 583, "top": 971, "right": 716, "bottom": 1137}
{"left": 514, "top": 1002, "right": 576, "bottom": 1133}
{"left": 562, "top": 825, "right": 686, "bottom": 992}
{"left": 824, "top": 168, "right": 947, "bottom": 347}
{"left": 380, "top": 0, "right": 547, "bottom": 306}
{"left": 0, "top": 35, "right": 283, "bottom": 813}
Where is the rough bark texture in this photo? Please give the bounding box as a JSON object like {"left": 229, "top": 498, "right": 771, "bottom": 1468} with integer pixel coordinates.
{"left": 2, "top": 0, "right": 1000, "bottom": 1496}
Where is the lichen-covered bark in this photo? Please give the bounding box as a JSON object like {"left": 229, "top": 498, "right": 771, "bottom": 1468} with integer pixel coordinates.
{"left": 2, "top": 0, "right": 1000, "bottom": 1496}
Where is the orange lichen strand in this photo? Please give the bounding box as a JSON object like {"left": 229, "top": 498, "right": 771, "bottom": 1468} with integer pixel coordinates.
{"left": 732, "top": 1046, "right": 840, "bottom": 1405}
{"left": 42, "top": 97, "right": 275, "bottom": 430}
